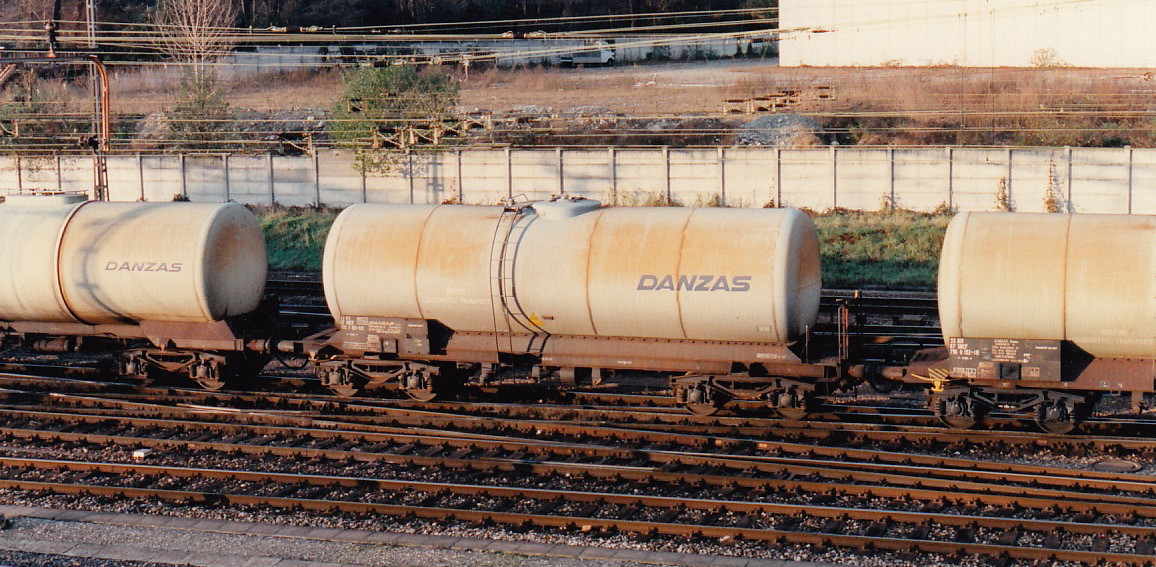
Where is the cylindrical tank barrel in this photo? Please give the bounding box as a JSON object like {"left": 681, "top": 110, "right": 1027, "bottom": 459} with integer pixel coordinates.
{"left": 323, "top": 201, "right": 821, "bottom": 344}
{"left": 0, "top": 199, "right": 267, "bottom": 325}
{"left": 938, "top": 212, "right": 1156, "bottom": 359}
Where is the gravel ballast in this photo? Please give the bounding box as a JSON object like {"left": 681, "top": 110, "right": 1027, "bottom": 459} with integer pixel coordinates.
{"left": 0, "top": 506, "right": 841, "bottom": 567}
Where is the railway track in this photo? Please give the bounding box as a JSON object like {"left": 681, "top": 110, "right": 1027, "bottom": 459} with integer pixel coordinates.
{"left": 0, "top": 373, "right": 1154, "bottom": 565}
{"left": 0, "top": 280, "right": 1149, "bottom": 565}
{"left": 2, "top": 371, "right": 1155, "bottom": 447}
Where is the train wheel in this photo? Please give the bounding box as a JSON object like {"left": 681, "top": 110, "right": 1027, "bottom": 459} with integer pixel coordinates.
{"left": 1034, "top": 396, "right": 1081, "bottom": 434}
{"left": 320, "top": 366, "right": 361, "bottom": 397}
{"left": 769, "top": 387, "right": 812, "bottom": 421}
{"left": 405, "top": 388, "right": 439, "bottom": 402}
{"left": 401, "top": 368, "right": 439, "bottom": 402}
{"left": 683, "top": 399, "right": 722, "bottom": 416}
{"left": 120, "top": 356, "right": 155, "bottom": 386}
{"left": 186, "top": 355, "right": 241, "bottom": 391}
{"left": 774, "top": 405, "right": 810, "bottom": 421}
{"left": 190, "top": 363, "right": 226, "bottom": 391}
{"left": 932, "top": 391, "right": 981, "bottom": 429}
{"left": 677, "top": 380, "right": 722, "bottom": 416}
{"left": 125, "top": 372, "right": 155, "bottom": 387}
{"left": 329, "top": 383, "right": 359, "bottom": 398}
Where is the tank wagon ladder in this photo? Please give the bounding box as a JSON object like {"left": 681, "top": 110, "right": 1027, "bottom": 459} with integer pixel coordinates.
{"left": 487, "top": 204, "right": 546, "bottom": 358}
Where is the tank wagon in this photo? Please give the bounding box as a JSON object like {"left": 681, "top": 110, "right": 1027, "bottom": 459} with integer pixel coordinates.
{"left": 0, "top": 194, "right": 277, "bottom": 389}
{"left": 306, "top": 198, "right": 861, "bottom": 415}
{"left": 2, "top": 194, "right": 1151, "bottom": 432}
{"left": 906, "top": 211, "right": 1156, "bottom": 433}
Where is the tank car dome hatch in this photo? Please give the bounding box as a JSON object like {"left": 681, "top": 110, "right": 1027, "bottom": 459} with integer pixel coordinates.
{"left": 938, "top": 212, "right": 1156, "bottom": 360}
{"left": 528, "top": 197, "right": 603, "bottom": 219}
{"left": 323, "top": 204, "right": 821, "bottom": 345}
{"left": 0, "top": 201, "right": 267, "bottom": 325}
{"left": 3, "top": 192, "right": 89, "bottom": 206}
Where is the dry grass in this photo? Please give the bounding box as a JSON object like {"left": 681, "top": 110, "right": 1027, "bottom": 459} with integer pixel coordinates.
{"left": 112, "top": 66, "right": 345, "bottom": 113}
{"left": 109, "top": 62, "right": 1155, "bottom": 114}
{"left": 43, "top": 61, "right": 1156, "bottom": 147}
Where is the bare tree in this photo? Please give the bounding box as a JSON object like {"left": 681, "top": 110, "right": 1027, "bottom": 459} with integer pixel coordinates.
{"left": 153, "top": 0, "right": 238, "bottom": 81}
{"left": 151, "top": 0, "right": 238, "bottom": 150}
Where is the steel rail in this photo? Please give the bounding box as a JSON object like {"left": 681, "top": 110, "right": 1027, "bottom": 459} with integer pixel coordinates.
{"left": 3, "top": 404, "right": 1154, "bottom": 490}
{"left": 15, "top": 389, "right": 1156, "bottom": 457}
{"left": 0, "top": 469, "right": 1147, "bottom": 566}
{"left": 7, "top": 456, "right": 1156, "bottom": 540}
{"left": 2, "top": 410, "right": 1156, "bottom": 513}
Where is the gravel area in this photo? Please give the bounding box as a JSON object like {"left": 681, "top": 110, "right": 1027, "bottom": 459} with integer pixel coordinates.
{"left": 0, "top": 512, "right": 835, "bottom": 567}
{"left": 0, "top": 493, "right": 1099, "bottom": 567}
{"left": 0, "top": 550, "right": 172, "bottom": 567}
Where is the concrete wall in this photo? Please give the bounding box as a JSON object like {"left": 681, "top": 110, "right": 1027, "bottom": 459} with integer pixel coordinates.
{"left": 780, "top": 0, "right": 1156, "bottom": 67}
{"left": 2, "top": 146, "right": 1153, "bottom": 214}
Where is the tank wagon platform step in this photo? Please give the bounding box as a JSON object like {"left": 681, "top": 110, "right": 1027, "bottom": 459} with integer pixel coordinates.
{"left": 0, "top": 505, "right": 839, "bottom": 567}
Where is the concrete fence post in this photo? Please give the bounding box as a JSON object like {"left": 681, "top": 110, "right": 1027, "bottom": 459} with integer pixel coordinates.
{"left": 267, "top": 153, "right": 275, "bottom": 205}
{"left": 313, "top": 153, "right": 321, "bottom": 206}
{"left": 180, "top": 154, "right": 187, "bottom": 199}
{"left": 406, "top": 149, "right": 414, "bottom": 205}
{"left": 1126, "top": 145, "right": 1133, "bottom": 214}
{"left": 718, "top": 147, "right": 726, "bottom": 206}
{"left": 360, "top": 160, "right": 367, "bottom": 204}
{"left": 830, "top": 146, "right": 837, "bottom": 209}
{"left": 1065, "top": 146, "right": 1073, "bottom": 211}
{"left": 887, "top": 147, "right": 895, "bottom": 210}
{"left": 774, "top": 148, "right": 782, "bottom": 207}
{"left": 608, "top": 147, "right": 617, "bottom": 203}
{"left": 663, "top": 146, "right": 671, "bottom": 204}
{"left": 557, "top": 147, "right": 565, "bottom": 196}
{"left": 223, "top": 154, "right": 231, "bottom": 202}
{"left": 137, "top": 154, "right": 145, "bottom": 201}
{"left": 505, "top": 147, "right": 513, "bottom": 200}
{"left": 946, "top": 147, "right": 954, "bottom": 211}
{"left": 1006, "top": 147, "right": 1013, "bottom": 208}
{"left": 455, "top": 149, "right": 463, "bottom": 203}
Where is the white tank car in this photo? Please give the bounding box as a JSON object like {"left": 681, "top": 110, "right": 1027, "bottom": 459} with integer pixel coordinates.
{"left": 0, "top": 196, "right": 267, "bottom": 325}
{"left": 938, "top": 212, "right": 1156, "bottom": 359}
{"left": 323, "top": 199, "right": 821, "bottom": 344}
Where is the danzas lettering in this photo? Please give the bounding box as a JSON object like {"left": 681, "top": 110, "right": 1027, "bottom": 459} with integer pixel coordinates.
{"left": 104, "top": 261, "right": 184, "bottom": 273}
{"left": 636, "top": 275, "right": 752, "bottom": 292}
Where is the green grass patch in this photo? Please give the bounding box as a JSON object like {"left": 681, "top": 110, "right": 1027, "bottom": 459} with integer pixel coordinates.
{"left": 813, "top": 209, "right": 950, "bottom": 290}
{"left": 252, "top": 205, "right": 950, "bottom": 289}
{"left": 251, "top": 206, "right": 339, "bottom": 272}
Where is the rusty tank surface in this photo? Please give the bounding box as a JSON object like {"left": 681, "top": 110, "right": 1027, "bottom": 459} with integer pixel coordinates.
{"left": 0, "top": 198, "right": 267, "bottom": 325}
{"left": 323, "top": 199, "right": 821, "bottom": 344}
{"left": 938, "top": 212, "right": 1155, "bottom": 359}
{"left": 315, "top": 198, "right": 832, "bottom": 409}
{"left": 923, "top": 211, "right": 1156, "bottom": 433}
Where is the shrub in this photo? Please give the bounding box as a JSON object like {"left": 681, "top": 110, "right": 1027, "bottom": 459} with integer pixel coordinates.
{"left": 329, "top": 65, "right": 459, "bottom": 175}
{"left": 166, "top": 71, "right": 235, "bottom": 150}
{"left": 994, "top": 178, "right": 1013, "bottom": 211}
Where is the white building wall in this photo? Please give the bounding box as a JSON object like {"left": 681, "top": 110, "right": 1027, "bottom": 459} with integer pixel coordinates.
{"left": 780, "top": 0, "right": 1156, "bottom": 67}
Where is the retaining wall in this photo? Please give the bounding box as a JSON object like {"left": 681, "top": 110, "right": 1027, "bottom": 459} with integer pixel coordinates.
{"left": 2, "top": 146, "right": 1153, "bottom": 214}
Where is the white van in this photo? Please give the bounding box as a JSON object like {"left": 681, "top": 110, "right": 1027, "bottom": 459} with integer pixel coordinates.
{"left": 560, "top": 41, "right": 615, "bottom": 66}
